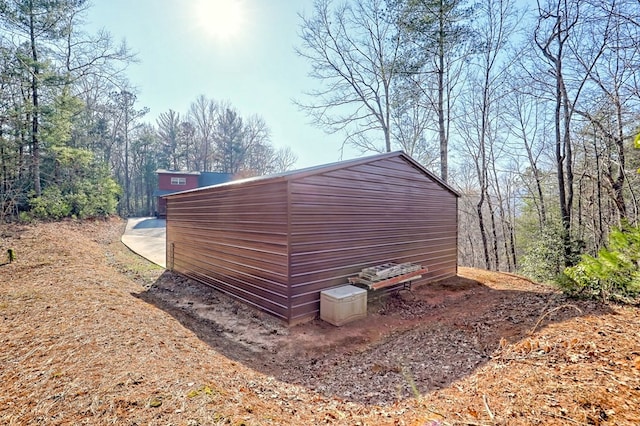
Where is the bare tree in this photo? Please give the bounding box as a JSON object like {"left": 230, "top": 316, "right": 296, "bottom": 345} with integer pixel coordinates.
{"left": 296, "top": 0, "right": 402, "bottom": 153}
{"left": 394, "top": 0, "right": 472, "bottom": 181}
{"left": 456, "top": 0, "right": 519, "bottom": 270}
{"left": 271, "top": 146, "right": 298, "bottom": 173}
{"left": 213, "top": 106, "right": 245, "bottom": 174}
{"left": 572, "top": 0, "right": 640, "bottom": 223}
{"left": 534, "top": 0, "right": 607, "bottom": 266}
{"left": 238, "top": 115, "right": 273, "bottom": 175}
{"left": 504, "top": 82, "right": 552, "bottom": 230}
{"left": 156, "top": 109, "right": 182, "bottom": 170}
{"left": 179, "top": 121, "right": 195, "bottom": 171}
{"left": 188, "top": 95, "right": 218, "bottom": 171}
{"left": 111, "top": 89, "right": 146, "bottom": 215}
{"left": 390, "top": 74, "right": 439, "bottom": 167}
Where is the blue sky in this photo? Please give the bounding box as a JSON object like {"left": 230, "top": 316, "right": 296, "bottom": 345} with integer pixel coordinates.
{"left": 84, "top": 0, "right": 359, "bottom": 168}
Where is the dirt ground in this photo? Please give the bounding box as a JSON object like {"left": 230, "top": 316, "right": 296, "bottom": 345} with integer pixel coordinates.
{"left": 1, "top": 218, "right": 639, "bottom": 425}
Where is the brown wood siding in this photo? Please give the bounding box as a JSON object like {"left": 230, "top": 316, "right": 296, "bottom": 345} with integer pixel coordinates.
{"left": 166, "top": 181, "right": 290, "bottom": 320}
{"left": 288, "top": 156, "right": 458, "bottom": 322}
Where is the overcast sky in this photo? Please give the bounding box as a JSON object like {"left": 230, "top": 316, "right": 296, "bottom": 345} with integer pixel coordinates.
{"left": 85, "top": 0, "right": 361, "bottom": 168}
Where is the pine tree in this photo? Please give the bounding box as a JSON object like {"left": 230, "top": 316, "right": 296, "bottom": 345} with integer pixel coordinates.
{"left": 562, "top": 224, "right": 640, "bottom": 303}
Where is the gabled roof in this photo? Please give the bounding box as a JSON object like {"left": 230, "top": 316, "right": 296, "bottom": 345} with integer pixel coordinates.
{"left": 163, "top": 151, "right": 460, "bottom": 198}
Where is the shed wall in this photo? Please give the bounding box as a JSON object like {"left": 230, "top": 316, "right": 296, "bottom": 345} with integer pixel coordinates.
{"left": 288, "top": 156, "right": 458, "bottom": 321}
{"left": 166, "top": 181, "right": 290, "bottom": 320}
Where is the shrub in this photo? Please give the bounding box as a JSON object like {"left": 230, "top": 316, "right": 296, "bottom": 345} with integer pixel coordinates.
{"left": 27, "top": 158, "right": 121, "bottom": 221}
{"left": 518, "top": 223, "right": 565, "bottom": 283}
{"left": 560, "top": 224, "right": 640, "bottom": 303}
{"left": 29, "top": 187, "right": 73, "bottom": 220}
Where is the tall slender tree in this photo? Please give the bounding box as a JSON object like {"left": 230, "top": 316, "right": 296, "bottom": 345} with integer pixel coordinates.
{"left": 534, "top": 0, "right": 608, "bottom": 266}
{"left": 110, "top": 89, "right": 146, "bottom": 215}
{"left": 214, "top": 107, "right": 245, "bottom": 173}
{"left": 297, "top": 0, "right": 402, "bottom": 153}
{"left": 156, "top": 109, "right": 182, "bottom": 170}
{"left": 188, "top": 95, "right": 218, "bottom": 171}
{"left": 394, "top": 0, "right": 472, "bottom": 181}
{"left": 0, "top": 0, "right": 88, "bottom": 196}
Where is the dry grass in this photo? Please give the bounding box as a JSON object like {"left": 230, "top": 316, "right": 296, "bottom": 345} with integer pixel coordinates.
{"left": 0, "top": 218, "right": 639, "bottom": 425}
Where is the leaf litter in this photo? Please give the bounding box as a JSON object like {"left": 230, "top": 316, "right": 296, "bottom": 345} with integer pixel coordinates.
{"left": 1, "top": 218, "right": 639, "bottom": 425}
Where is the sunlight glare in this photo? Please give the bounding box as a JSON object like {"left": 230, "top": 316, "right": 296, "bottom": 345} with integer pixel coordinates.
{"left": 194, "top": 0, "right": 245, "bottom": 42}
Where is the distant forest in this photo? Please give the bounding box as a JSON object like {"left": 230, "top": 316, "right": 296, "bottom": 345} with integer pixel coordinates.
{"left": 1, "top": 0, "right": 640, "bottom": 290}
{"left": 297, "top": 0, "right": 640, "bottom": 288}
{"left": 0, "top": 0, "right": 297, "bottom": 222}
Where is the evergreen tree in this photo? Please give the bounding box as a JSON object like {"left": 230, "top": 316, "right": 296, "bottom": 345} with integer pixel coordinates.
{"left": 562, "top": 224, "right": 640, "bottom": 303}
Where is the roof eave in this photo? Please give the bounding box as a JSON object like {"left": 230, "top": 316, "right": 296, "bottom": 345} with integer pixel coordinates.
{"left": 163, "top": 151, "right": 460, "bottom": 198}
{"left": 156, "top": 169, "right": 201, "bottom": 175}
{"left": 396, "top": 152, "right": 461, "bottom": 197}
{"left": 163, "top": 175, "right": 288, "bottom": 198}
{"left": 286, "top": 150, "right": 460, "bottom": 197}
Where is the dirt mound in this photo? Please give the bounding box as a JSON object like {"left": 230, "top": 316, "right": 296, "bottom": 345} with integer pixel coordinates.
{"left": 1, "top": 219, "right": 639, "bottom": 425}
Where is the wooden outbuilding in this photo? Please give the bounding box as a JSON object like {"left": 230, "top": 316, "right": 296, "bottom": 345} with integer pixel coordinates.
{"left": 164, "top": 151, "right": 459, "bottom": 324}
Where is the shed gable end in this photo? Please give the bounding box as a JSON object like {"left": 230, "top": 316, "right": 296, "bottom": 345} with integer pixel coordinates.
{"left": 287, "top": 155, "right": 458, "bottom": 321}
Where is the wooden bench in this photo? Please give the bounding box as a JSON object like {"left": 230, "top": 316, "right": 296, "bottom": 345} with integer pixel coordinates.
{"left": 348, "top": 263, "right": 428, "bottom": 291}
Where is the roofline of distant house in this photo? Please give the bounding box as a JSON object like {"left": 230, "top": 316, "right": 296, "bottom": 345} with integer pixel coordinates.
{"left": 156, "top": 169, "right": 201, "bottom": 175}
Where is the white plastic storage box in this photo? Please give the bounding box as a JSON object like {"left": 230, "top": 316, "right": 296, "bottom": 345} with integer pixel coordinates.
{"left": 320, "top": 285, "right": 367, "bottom": 326}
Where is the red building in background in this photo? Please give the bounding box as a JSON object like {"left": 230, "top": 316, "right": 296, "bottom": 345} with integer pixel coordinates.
{"left": 154, "top": 169, "right": 233, "bottom": 217}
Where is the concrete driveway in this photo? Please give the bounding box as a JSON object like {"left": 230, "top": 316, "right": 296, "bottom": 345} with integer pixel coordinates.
{"left": 121, "top": 217, "right": 166, "bottom": 268}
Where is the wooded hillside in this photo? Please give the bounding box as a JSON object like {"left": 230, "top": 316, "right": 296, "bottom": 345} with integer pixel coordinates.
{"left": 0, "top": 0, "right": 296, "bottom": 221}
{"left": 297, "top": 0, "right": 640, "bottom": 283}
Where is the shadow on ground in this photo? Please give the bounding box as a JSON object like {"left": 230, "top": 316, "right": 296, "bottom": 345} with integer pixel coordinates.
{"left": 133, "top": 268, "right": 613, "bottom": 405}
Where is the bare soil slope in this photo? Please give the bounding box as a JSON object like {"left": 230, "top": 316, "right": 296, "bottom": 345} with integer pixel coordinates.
{"left": 1, "top": 218, "right": 639, "bottom": 425}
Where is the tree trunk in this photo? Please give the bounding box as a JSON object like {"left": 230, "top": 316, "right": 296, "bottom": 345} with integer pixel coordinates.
{"left": 561, "top": 77, "right": 574, "bottom": 264}
{"left": 487, "top": 195, "right": 500, "bottom": 270}
{"left": 124, "top": 101, "right": 130, "bottom": 216}
{"left": 521, "top": 127, "right": 546, "bottom": 227}
{"left": 29, "top": 3, "right": 41, "bottom": 197}
{"left": 554, "top": 61, "right": 572, "bottom": 266}
{"left": 477, "top": 195, "right": 491, "bottom": 270}
{"left": 502, "top": 220, "right": 512, "bottom": 271}
{"left": 612, "top": 102, "right": 626, "bottom": 220}
{"left": 509, "top": 219, "right": 517, "bottom": 270}
{"left": 437, "top": 0, "right": 447, "bottom": 182}
{"left": 594, "top": 139, "right": 604, "bottom": 248}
